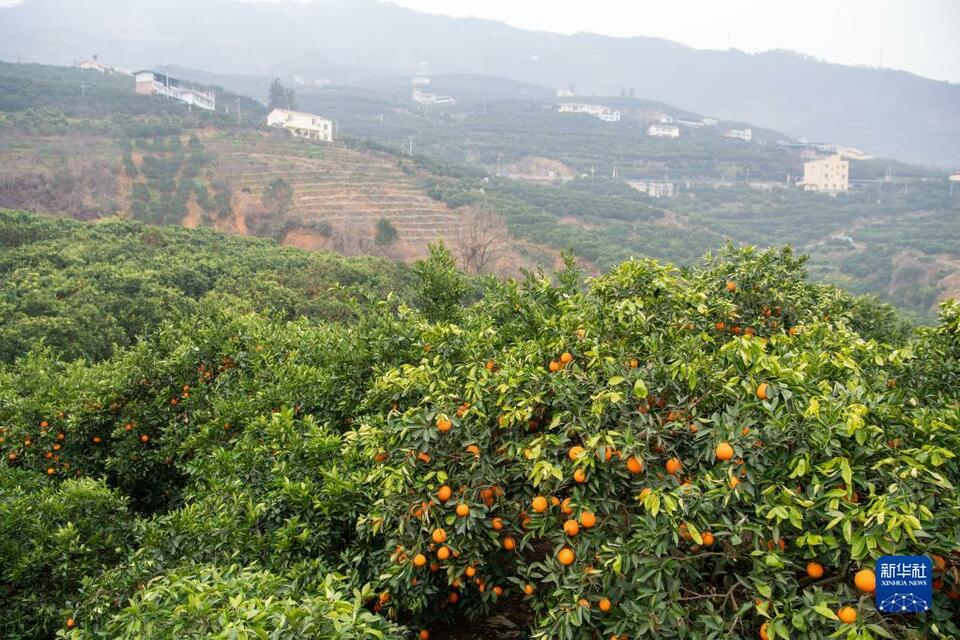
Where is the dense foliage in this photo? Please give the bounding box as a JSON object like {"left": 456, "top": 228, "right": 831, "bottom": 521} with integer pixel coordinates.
{"left": 1, "top": 214, "right": 957, "bottom": 639}
{"left": 0, "top": 210, "right": 414, "bottom": 363}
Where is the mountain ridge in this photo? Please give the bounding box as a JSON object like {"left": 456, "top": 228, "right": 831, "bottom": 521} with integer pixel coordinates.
{"left": 1, "top": 0, "right": 958, "bottom": 166}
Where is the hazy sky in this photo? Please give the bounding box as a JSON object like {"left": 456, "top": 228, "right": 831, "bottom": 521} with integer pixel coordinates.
{"left": 0, "top": 0, "right": 957, "bottom": 82}
{"left": 389, "top": 0, "right": 960, "bottom": 83}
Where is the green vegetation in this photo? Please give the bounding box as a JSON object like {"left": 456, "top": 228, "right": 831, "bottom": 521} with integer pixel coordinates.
{"left": 0, "top": 61, "right": 264, "bottom": 137}
{"left": 1, "top": 213, "right": 958, "bottom": 639}
{"left": 0, "top": 210, "right": 414, "bottom": 364}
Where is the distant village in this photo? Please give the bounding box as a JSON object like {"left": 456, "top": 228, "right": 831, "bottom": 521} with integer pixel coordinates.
{"left": 78, "top": 57, "right": 955, "bottom": 201}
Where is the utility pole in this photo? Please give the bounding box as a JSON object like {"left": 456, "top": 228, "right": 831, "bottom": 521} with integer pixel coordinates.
{"left": 236, "top": 97, "right": 240, "bottom": 125}
{"left": 379, "top": 113, "right": 384, "bottom": 129}
{"left": 408, "top": 136, "right": 413, "bottom": 157}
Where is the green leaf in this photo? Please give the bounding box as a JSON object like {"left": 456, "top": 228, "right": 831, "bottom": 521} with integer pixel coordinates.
{"left": 813, "top": 604, "right": 838, "bottom": 620}
{"left": 633, "top": 378, "right": 649, "bottom": 398}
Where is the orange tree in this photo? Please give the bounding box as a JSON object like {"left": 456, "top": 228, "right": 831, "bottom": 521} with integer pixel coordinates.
{"left": 1, "top": 242, "right": 958, "bottom": 639}
{"left": 353, "top": 246, "right": 960, "bottom": 639}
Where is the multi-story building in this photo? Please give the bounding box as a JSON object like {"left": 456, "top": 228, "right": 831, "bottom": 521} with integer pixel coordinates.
{"left": 558, "top": 103, "right": 621, "bottom": 122}
{"left": 725, "top": 128, "right": 753, "bottom": 141}
{"left": 647, "top": 124, "right": 680, "bottom": 138}
{"left": 627, "top": 180, "right": 676, "bottom": 198}
{"left": 134, "top": 70, "right": 216, "bottom": 111}
{"left": 266, "top": 108, "right": 333, "bottom": 142}
{"left": 802, "top": 155, "right": 850, "bottom": 193}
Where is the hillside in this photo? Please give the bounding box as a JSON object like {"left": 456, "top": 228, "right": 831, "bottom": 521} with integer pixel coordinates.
{"left": 1, "top": 0, "right": 959, "bottom": 166}
{"left": 1, "top": 61, "right": 958, "bottom": 318}
{"left": 1, "top": 215, "right": 958, "bottom": 639}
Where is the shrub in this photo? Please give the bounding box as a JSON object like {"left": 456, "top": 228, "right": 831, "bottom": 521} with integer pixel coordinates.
{"left": 0, "top": 468, "right": 134, "bottom": 639}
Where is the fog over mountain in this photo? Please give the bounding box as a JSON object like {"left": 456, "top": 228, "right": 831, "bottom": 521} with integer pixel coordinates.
{"left": 2, "top": 0, "right": 958, "bottom": 166}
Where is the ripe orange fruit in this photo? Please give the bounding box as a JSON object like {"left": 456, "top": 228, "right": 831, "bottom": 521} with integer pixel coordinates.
{"left": 532, "top": 496, "right": 549, "bottom": 513}
{"left": 491, "top": 517, "right": 503, "bottom": 531}
{"left": 557, "top": 547, "right": 575, "bottom": 565}
{"left": 437, "top": 546, "right": 451, "bottom": 560}
{"left": 730, "top": 476, "right": 741, "bottom": 488}
{"left": 701, "top": 531, "right": 715, "bottom": 546}
{"left": 448, "top": 591, "right": 459, "bottom": 604}
{"left": 626, "top": 457, "right": 644, "bottom": 474}
{"left": 523, "top": 583, "right": 535, "bottom": 595}
{"left": 665, "top": 458, "right": 682, "bottom": 475}
{"left": 598, "top": 597, "right": 611, "bottom": 612}
{"left": 573, "top": 468, "right": 587, "bottom": 483}
{"left": 551, "top": 496, "right": 560, "bottom": 506}
{"left": 837, "top": 606, "right": 857, "bottom": 624}
{"left": 419, "top": 630, "right": 430, "bottom": 640}
{"left": 493, "top": 585, "right": 503, "bottom": 596}
{"left": 486, "top": 359, "right": 496, "bottom": 371}
{"left": 715, "top": 442, "right": 735, "bottom": 461}
{"left": 561, "top": 498, "right": 574, "bottom": 515}
{"left": 7, "top": 452, "right": 16, "bottom": 461}
{"left": 437, "top": 417, "right": 452, "bottom": 432}
{"left": 579, "top": 511, "right": 596, "bottom": 528}
{"left": 726, "top": 281, "right": 737, "bottom": 292}
{"left": 456, "top": 503, "right": 470, "bottom": 517}
{"left": 568, "top": 446, "right": 585, "bottom": 461}
{"left": 503, "top": 536, "right": 516, "bottom": 551}
{"left": 465, "top": 444, "right": 480, "bottom": 457}
{"left": 563, "top": 519, "right": 580, "bottom": 537}
{"left": 47, "top": 467, "right": 55, "bottom": 476}
{"left": 417, "top": 452, "right": 431, "bottom": 464}
{"left": 437, "top": 485, "right": 452, "bottom": 502}
{"left": 756, "top": 383, "right": 770, "bottom": 401}
{"left": 432, "top": 528, "right": 447, "bottom": 544}
{"left": 806, "top": 561, "right": 824, "bottom": 579}
{"left": 66, "top": 618, "right": 75, "bottom": 629}
{"left": 92, "top": 436, "right": 102, "bottom": 444}
{"left": 933, "top": 554, "right": 946, "bottom": 572}
{"left": 854, "top": 568, "right": 875, "bottom": 593}
{"left": 759, "top": 623, "right": 770, "bottom": 640}
{"left": 548, "top": 360, "right": 560, "bottom": 372}
{"left": 560, "top": 352, "right": 573, "bottom": 364}
{"left": 413, "top": 553, "right": 427, "bottom": 567}
{"left": 465, "top": 566, "right": 476, "bottom": 577}
{"left": 379, "top": 591, "right": 390, "bottom": 603}
{"left": 139, "top": 434, "right": 150, "bottom": 443}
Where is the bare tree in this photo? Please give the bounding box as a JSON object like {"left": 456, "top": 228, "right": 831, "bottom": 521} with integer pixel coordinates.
{"left": 456, "top": 206, "right": 506, "bottom": 274}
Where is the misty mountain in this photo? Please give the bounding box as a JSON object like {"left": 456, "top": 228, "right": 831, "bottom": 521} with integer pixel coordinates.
{"left": 2, "top": 0, "right": 958, "bottom": 167}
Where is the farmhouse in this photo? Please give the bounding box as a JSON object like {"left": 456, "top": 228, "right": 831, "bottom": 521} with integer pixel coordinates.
{"left": 801, "top": 154, "right": 849, "bottom": 193}
{"left": 725, "top": 128, "right": 753, "bottom": 141}
{"left": 134, "top": 70, "right": 216, "bottom": 111}
{"left": 647, "top": 124, "right": 680, "bottom": 138}
{"left": 627, "top": 180, "right": 675, "bottom": 198}
{"left": 266, "top": 108, "right": 333, "bottom": 142}
{"left": 413, "top": 89, "right": 455, "bottom": 105}
{"left": 558, "top": 103, "right": 621, "bottom": 122}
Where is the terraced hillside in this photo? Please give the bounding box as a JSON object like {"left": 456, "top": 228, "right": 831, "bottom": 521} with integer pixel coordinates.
{"left": 204, "top": 132, "right": 472, "bottom": 257}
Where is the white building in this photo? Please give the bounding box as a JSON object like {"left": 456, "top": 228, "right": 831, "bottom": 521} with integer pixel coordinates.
{"left": 413, "top": 89, "right": 454, "bottom": 105}
{"left": 266, "top": 108, "right": 333, "bottom": 142}
{"left": 558, "top": 103, "right": 621, "bottom": 122}
{"left": 627, "top": 180, "right": 675, "bottom": 198}
{"left": 647, "top": 124, "right": 680, "bottom": 138}
{"left": 134, "top": 70, "right": 215, "bottom": 111}
{"left": 725, "top": 128, "right": 753, "bottom": 142}
{"left": 949, "top": 173, "right": 960, "bottom": 182}
{"left": 801, "top": 155, "right": 849, "bottom": 193}
{"left": 556, "top": 88, "right": 575, "bottom": 97}
{"left": 677, "top": 119, "right": 705, "bottom": 128}
{"left": 658, "top": 113, "right": 675, "bottom": 124}
{"left": 701, "top": 117, "right": 719, "bottom": 126}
